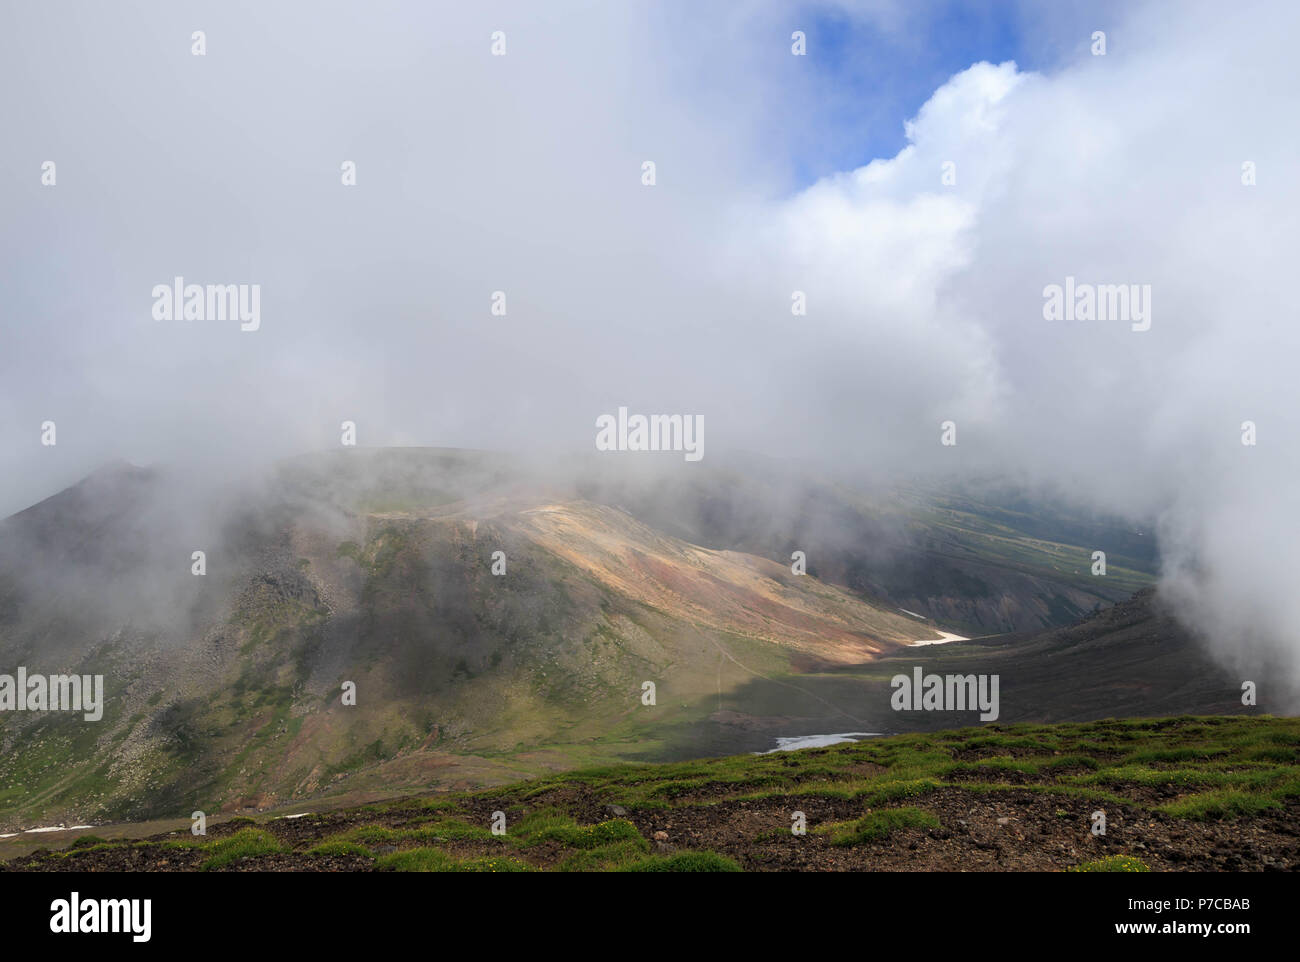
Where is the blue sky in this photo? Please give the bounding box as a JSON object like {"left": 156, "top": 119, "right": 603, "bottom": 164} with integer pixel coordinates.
{"left": 789, "top": 1, "right": 1029, "bottom": 184}
{"left": 649, "top": 0, "right": 1122, "bottom": 192}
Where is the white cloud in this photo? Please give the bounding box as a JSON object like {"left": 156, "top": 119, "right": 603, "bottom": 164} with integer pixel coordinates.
{"left": 746, "top": 0, "right": 1300, "bottom": 685}
{"left": 1, "top": 0, "right": 1297, "bottom": 689}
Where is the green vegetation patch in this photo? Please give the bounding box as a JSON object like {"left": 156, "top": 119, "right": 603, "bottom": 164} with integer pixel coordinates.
{"left": 514, "top": 812, "right": 641, "bottom": 849}
{"left": 855, "top": 778, "right": 941, "bottom": 806}
{"left": 625, "top": 851, "right": 743, "bottom": 872}
{"left": 68, "top": 835, "right": 110, "bottom": 849}
{"left": 306, "top": 839, "right": 373, "bottom": 858}
{"left": 1158, "top": 789, "right": 1284, "bottom": 820}
{"left": 1069, "top": 854, "right": 1150, "bottom": 873}
{"left": 335, "top": 820, "right": 498, "bottom": 849}
{"left": 557, "top": 838, "right": 651, "bottom": 872}
{"left": 817, "top": 807, "right": 941, "bottom": 846}
{"left": 376, "top": 848, "right": 536, "bottom": 872}
{"left": 192, "top": 828, "right": 286, "bottom": 871}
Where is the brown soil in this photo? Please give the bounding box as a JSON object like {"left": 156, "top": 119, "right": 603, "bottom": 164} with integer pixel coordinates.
{"left": 6, "top": 783, "right": 1297, "bottom": 872}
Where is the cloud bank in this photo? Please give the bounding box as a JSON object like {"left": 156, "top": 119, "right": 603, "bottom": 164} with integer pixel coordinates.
{"left": 1, "top": 0, "right": 1296, "bottom": 683}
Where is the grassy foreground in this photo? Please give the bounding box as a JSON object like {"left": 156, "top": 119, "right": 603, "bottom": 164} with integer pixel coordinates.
{"left": 5, "top": 715, "right": 1297, "bottom": 872}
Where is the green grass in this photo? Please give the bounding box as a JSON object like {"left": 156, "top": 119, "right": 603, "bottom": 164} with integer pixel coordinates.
{"left": 513, "top": 813, "right": 641, "bottom": 849}
{"left": 556, "top": 839, "right": 652, "bottom": 872}
{"left": 416, "top": 818, "right": 497, "bottom": 841}
{"left": 12, "top": 714, "right": 1297, "bottom": 873}
{"left": 472, "top": 716, "right": 1300, "bottom": 830}
{"left": 193, "top": 828, "right": 286, "bottom": 871}
{"left": 1069, "top": 854, "right": 1150, "bottom": 873}
{"left": 53, "top": 839, "right": 137, "bottom": 857}
{"left": 374, "top": 847, "right": 460, "bottom": 872}
{"left": 67, "top": 835, "right": 109, "bottom": 849}
{"left": 624, "top": 851, "right": 743, "bottom": 872}
{"left": 1157, "top": 789, "right": 1285, "bottom": 820}
{"left": 333, "top": 821, "right": 501, "bottom": 849}
{"left": 306, "top": 839, "right": 373, "bottom": 858}
{"left": 376, "top": 848, "right": 536, "bottom": 872}
{"left": 816, "top": 807, "right": 941, "bottom": 846}
{"left": 855, "top": 778, "right": 941, "bottom": 806}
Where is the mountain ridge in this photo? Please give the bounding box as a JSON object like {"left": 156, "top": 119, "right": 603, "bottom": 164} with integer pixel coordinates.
{"left": 0, "top": 448, "right": 1184, "bottom": 831}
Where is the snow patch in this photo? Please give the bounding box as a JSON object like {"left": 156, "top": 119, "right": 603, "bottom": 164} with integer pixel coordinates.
{"left": 909, "top": 630, "right": 969, "bottom": 647}
{"left": 758, "top": 732, "right": 883, "bottom": 754}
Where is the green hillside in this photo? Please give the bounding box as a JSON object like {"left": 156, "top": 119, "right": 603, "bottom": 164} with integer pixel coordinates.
{"left": 5, "top": 715, "right": 1296, "bottom": 872}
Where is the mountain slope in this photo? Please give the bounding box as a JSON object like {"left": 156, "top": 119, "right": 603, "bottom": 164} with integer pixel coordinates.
{"left": 6, "top": 715, "right": 1298, "bottom": 871}
{"left": 0, "top": 454, "right": 940, "bottom": 829}
{"left": 0, "top": 449, "right": 1217, "bottom": 832}
{"left": 574, "top": 456, "right": 1156, "bottom": 634}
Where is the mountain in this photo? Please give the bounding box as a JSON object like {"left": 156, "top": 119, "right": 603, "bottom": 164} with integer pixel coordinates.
{"left": 0, "top": 448, "right": 1184, "bottom": 831}
{"left": 574, "top": 455, "right": 1156, "bottom": 635}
